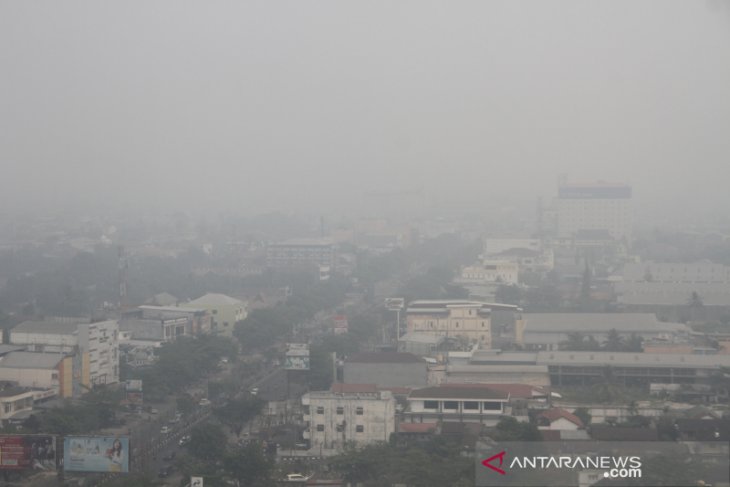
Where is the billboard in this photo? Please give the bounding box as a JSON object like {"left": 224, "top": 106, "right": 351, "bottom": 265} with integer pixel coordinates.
{"left": 332, "top": 315, "right": 348, "bottom": 335}
{"left": 125, "top": 380, "right": 143, "bottom": 404}
{"left": 385, "top": 297, "right": 405, "bottom": 310}
{"left": 0, "top": 435, "right": 56, "bottom": 470}
{"left": 63, "top": 436, "right": 129, "bottom": 473}
{"left": 285, "top": 343, "right": 310, "bottom": 370}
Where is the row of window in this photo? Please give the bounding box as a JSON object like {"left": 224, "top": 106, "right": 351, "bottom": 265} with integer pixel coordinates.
{"left": 315, "top": 424, "right": 365, "bottom": 433}
{"left": 313, "top": 406, "right": 363, "bottom": 415}
{"left": 422, "top": 400, "right": 502, "bottom": 411}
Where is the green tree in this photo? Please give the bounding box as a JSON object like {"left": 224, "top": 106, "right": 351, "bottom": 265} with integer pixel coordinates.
{"left": 603, "top": 328, "right": 624, "bottom": 351}
{"left": 214, "top": 397, "right": 264, "bottom": 437}
{"left": 223, "top": 443, "right": 274, "bottom": 487}
{"left": 491, "top": 416, "right": 541, "bottom": 441}
{"left": 188, "top": 422, "right": 227, "bottom": 462}
{"left": 573, "top": 407, "right": 592, "bottom": 427}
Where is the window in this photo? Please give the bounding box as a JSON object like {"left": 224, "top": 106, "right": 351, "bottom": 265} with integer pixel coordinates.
{"left": 443, "top": 401, "right": 458, "bottom": 410}
{"left": 356, "top": 407, "right": 363, "bottom": 415}
{"left": 316, "top": 406, "right": 324, "bottom": 415}
{"left": 356, "top": 425, "right": 364, "bottom": 433}
{"left": 483, "top": 402, "right": 502, "bottom": 411}
{"left": 4, "top": 404, "right": 11, "bottom": 413}
{"left": 316, "top": 424, "right": 324, "bottom": 432}
{"left": 423, "top": 401, "right": 438, "bottom": 410}
{"left": 336, "top": 406, "right": 344, "bottom": 415}
{"left": 463, "top": 401, "right": 479, "bottom": 411}
{"left": 303, "top": 406, "right": 310, "bottom": 415}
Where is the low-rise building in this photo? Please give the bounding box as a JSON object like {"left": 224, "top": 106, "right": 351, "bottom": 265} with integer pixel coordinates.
{"left": 266, "top": 238, "right": 336, "bottom": 270}
{"left": 537, "top": 408, "right": 584, "bottom": 430}
{"left": 136, "top": 305, "right": 212, "bottom": 335}
{"left": 302, "top": 384, "right": 396, "bottom": 451}
{"left": 10, "top": 318, "right": 119, "bottom": 387}
{"left": 343, "top": 352, "right": 427, "bottom": 389}
{"left": 0, "top": 352, "right": 73, "bottom": 398}
{"left": 403, "top": 384, "right": 511, "bottom": 426}
{"left": 459, "top": 261, "right": 519, "bottom": 286}
{"left": 406, "top": 300, "right": 493, "bottom": 348}
{"left": 181, "top": 293, "right": 247, "bottom": 337}
{"left": 397, "top": 333, "right": 446, "bottom": 357}
{"left": 0, "top": 384, "right": 35, "bottom": 422}
{"left": 519, "top": 313, "right": 689, "bottom": 351}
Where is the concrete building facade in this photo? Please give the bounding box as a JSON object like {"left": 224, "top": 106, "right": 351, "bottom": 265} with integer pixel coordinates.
{"left": 343, "top": 352, "right": 427, "bottom": 389}
{"left": 406, "top": 300, "right": 493, "bottom": 348}
{"left": 181, "top": 293, "right": 246, "bottom": 337}
{"left": 554, "top": 181, "right": 632, "bottom": 240}
{"left": 302, "top": 384, "right": 395, "bottom": 451}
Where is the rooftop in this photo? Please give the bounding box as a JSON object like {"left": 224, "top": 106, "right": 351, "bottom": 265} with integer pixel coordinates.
{"left": 330, "top": 383, "right": 378, "bottom": 394}
{"left": 347, "top": 352, "right": 424, "bottom": 364}
{"left": 0, "top": 352, "right": 66, "bottom": 369}
{"left": 409, "top": 385, "right": 509, "bottom": 400}
{"left": 13, "top": 318, "right": 85, "bottom": 335}
{"left": 185, "top": 293, "right": 245, "bottom": 307}
{"left": 539, "top": 408, "right": 584, "bottom": 427}
{"left": 523, "top": 313, "right": 687, "bottom": 334}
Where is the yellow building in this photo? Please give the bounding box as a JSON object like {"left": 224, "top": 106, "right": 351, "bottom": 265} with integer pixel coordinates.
{"left": 181, "top": 293, "right": 247, "bottom": 337}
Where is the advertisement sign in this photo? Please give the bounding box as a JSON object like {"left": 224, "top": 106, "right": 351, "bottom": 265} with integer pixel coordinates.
{"left": 191, "top": 476, "right": 204, "bottom": 487}
{"left": 0, "top": 435, "right": 56, "bottom": 470}
{"left": 125, "top": 380, "right": 143, "bottom": 404}
{"left": 385, "top": 297, "right": 405, "bottom": 310}
{"left": 332, "top": 315, "right": 348, "bottom": 335}
{"left": 63, "top": 436, "right": 129, "bottom": 473}
{"left": 285, "top": 343, "right": 310, "bottom": 370}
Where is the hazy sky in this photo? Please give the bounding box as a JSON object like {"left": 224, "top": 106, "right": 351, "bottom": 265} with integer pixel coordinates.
{"left": 1, "top": 1, "right": 729, "bottom": 216}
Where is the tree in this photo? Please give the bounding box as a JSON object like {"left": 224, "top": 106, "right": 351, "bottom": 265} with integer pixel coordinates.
{"left": 188, "top": 423, "right": 227, "bottom": 462}
{"left": 490, "top": 417, "right": 541, "bottom": 441}
{"left": 573, "top": 407, "right": 591, "bottom": 427}
{"left": 495, "top": 285, "right": 522, "bottom": 305}
{"left": 214, "top": 397, "right": 264, "bottom": 437}
{"left": 223, "top": 443, "right": 274, "bottom": 487}
{"left": 603, "top": 328, "right": 624, "bottom": 352}
{"left": 688, "top": 291, "right": 705, "bottom": 322}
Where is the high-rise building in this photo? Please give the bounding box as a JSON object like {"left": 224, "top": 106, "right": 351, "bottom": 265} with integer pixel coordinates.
{"left": 554, "top": 181, "right": 632, "bottom": 240}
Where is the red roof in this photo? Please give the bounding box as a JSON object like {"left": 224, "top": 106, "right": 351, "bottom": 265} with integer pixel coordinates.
{"left": 380, "top": 387, "right": 412, "bottom": 395}
{"left": 399, "top": 422, "right": 438, "bottom": 434}
{"left": 539, "top": 408, "right": 584, "bottom": 428}
{"left": 330, "top": 383, "right": 378, "bottom": 394}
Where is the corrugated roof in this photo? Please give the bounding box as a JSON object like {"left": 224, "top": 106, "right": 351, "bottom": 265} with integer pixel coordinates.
{"left": 330, "top": 383, "right": 378, "bottom": 394}
{"left": 347, "top": 352, "right": 424, "bottom": 364}
{"left": 539, "top": 408, "right": 584, "bottom": 427}
{"left": 0, "top": 352, "right": 65, "bottom": 369}
{"left": 13, "top": 319, "right": 84, "bottom": 335}
{"left": 185, "top": 293, "right": 244, "bottom": 306}
{"left": 524, "top": 313, "right": 687, "bottom": 333}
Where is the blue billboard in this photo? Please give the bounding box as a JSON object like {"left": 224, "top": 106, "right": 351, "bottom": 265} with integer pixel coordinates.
{"left": 63, "top": 436, "right": 129, "bottom": 473}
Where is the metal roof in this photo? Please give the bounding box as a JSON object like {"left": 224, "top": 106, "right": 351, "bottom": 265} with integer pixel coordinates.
{"left": 12, "top": 319, "right": 83, "bottom": 335}
{"left": 0, "top": 352, "right": 65, "bottom": 369}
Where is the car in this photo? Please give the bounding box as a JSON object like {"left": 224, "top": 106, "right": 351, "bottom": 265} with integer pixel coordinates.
{"left": 168, "top": 417, "right": 180, "bottom": 424}
{"left": 158, "top": 466, "right": 173, "bottom": 478}
{"left": 199, "top": 398, "right": 211, "bottom": 407}
{"left": 160, "top": 426, "right": 171, "bottom": 434}
{"left": 149, "top": 408, "right": 159, "bottom": 414}
{"left": 286, "top": 473, "right": 310, "bottom": 481}
{"left": 162, "top": 451, "right": 176, "bottom": 462}
{"left": 249, "top": 387, "right": 259, "bottom": 396}
{"left": 178, "top": 435, "right": 191, "bottom": 446}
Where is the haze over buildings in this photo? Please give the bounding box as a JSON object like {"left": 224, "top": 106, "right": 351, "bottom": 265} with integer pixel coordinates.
{"left": 2, "top": 1, "right": 730, "bottom": 218}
